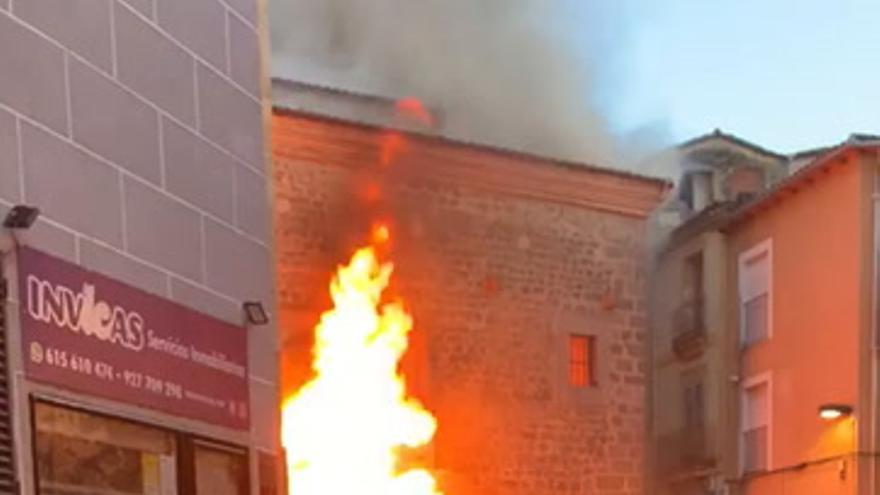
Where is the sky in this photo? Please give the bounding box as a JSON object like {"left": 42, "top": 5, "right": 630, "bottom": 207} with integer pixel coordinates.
{"left": 608, "top": 0, "right": 880, "bottom": 154}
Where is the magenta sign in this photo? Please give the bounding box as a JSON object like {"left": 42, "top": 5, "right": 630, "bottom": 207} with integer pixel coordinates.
{"left": 18, "top": 247, "right": 250, "bottom": 430}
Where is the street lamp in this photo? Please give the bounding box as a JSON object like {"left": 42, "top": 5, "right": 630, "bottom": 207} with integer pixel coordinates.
{"left": 242, "top": 301, "right": 270, "bottom": 326}
{"left": 3, "top": 205, "right": 40, "bottom": 229}
{"left": 818, "top": 404, "right": 853, "bottom": 420}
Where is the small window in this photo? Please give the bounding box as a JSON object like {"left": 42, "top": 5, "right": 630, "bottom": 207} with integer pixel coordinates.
{"left": 725, "top": 167, "right": 765, "bottom": 198}
{"left": 569, "top": 335, "right": 596, "bottom": 387}
{"left": 739, "top": 241, "right": 772, "bottom": 345}
{"left": 684, "top": 251, "right": 704, "bottom": 302}
{"left": 742, "top": 378, "right": 771, "bottom": 473}
{"left": 683, "top": 382, "right": 705, "bottom": 428}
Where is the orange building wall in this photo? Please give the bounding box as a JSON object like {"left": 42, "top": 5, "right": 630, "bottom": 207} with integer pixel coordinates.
{"left": 728, "top": 157, "right": 868, "bottom": 495}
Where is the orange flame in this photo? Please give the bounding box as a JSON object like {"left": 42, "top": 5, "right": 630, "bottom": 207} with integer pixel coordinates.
{"left": 396, "top": 98, "right": 434, "bottom": 127}
{"left": 380, "top": 132, "right": 408, "bottom": 167}
{"left": 281, "top": 241, "right": 441, "bottom": 495}
{"left": 371, "top": 222, "right": 391, "bottom": 245}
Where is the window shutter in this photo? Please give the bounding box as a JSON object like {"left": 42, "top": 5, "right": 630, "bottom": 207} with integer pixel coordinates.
{"left": 739, "top": 243, "right": 771, "bottom": 344}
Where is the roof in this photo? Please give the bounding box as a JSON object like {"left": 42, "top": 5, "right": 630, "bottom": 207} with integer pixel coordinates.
{"left": 271, "top": 78, "right": 443, "bottom": 135}
{"left": 657, "top": 132, "right": 880, "bottom": 248}
{"left": 272, "top": 82, "right": 671, "bottom": 189}
{"left": 790, "top": 145, "right": 835, "bottom": 160}
{"left": 678, "top": 129, "right": 788, "bottom": 161}
{"left": 722, "top": 141, "right": 880, "bottom": 230}
{"left": 789, "top": 134, "right": 879, "bottom": 160}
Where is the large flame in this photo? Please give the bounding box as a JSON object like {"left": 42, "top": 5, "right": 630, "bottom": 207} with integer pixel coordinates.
{"left": 281, "top": 242, "right": 441, "bottom": 495}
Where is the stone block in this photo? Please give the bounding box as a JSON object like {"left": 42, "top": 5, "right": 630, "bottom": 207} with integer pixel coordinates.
{"left": 15, "top": 0, "right": 112, "bottom": 71}
{"left": 234, "top": 163, "right": 269, "bottom": 242}
{"left": 116, "top": 3, "right": 196, "bottom": 125}
{"left": 69, "top": 57, "right": 161, "bottom": 183}
{"left": 21, "top": 122, "right": 123, "bottom": 247}
{"left": 162, "top": 118, "right": 235, "bottom": 221}
{"left": 123, "top": 177, "right": 203, "bottom": 281}
{"left": 0, "top": 14, "right": 67, "bottom": 133}
{"left": 197, "top": 63, "right": 263, "bottom": 167}
{"left": 155, "top": 0, "right": 226, "bottom": 71}
{"left": 228, "top": 13, "right": 260, "bottom": 98}
{"left": 79, "top": 237, "right": 168, "bottom": 297}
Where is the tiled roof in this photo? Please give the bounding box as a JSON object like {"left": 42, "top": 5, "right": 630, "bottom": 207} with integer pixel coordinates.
{"left": 678, "top": 129, "right": 788, "bottom": 161}
{"left": 723, "top": 141, "right": 880, "bottom": 230}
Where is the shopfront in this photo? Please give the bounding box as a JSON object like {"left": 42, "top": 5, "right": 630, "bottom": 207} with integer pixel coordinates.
{"left": 33, "top": 400, "right": 249, "bottom": 495}
{"left": 2, "top": 247, "right": 277, "bottom": 495}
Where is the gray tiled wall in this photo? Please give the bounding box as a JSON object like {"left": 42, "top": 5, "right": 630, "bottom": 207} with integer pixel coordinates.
{"left": 0, "top": 0, "right": 277, "bottom": 455}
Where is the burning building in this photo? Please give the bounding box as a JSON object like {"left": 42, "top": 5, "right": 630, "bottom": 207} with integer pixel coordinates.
{"left": 272, "top": 80, "right": 669, "bottom": 495}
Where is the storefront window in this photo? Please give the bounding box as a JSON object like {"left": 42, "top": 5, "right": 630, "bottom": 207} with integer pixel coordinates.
{"left": 194, "top": 443, "right": 248, "bottom": 495}
{"left": 33, "top": 401, "right": 252, "bottom": 495}
{"left": 34, "top": 402, "right": 177, "bottom": 495}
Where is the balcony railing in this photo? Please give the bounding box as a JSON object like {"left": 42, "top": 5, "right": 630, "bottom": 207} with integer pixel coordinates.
{"left": 671, "top": 298, "right": 707, "bottom": 361}
{"left": 680, "top": 424, "right": 713, "bottom": 469}
{"left": 656, "top": 426, "right": 716, "bottom": 476}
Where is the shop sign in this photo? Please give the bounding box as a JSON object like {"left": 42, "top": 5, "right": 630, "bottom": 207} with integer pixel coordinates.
{"left": 18, "top": 247, "right": 250, "bottom": 430}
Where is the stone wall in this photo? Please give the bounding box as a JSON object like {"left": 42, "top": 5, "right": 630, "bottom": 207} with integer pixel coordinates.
{"left": 274, "top": 112, "right": 666, "bottom": 495}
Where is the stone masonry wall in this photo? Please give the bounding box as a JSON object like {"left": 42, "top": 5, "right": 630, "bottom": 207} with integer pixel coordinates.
{"left": 0, "top": 0, "right": 279, "bottom": 491}
{"left": 274, "top": 113, "right": 660, "bottom": 495}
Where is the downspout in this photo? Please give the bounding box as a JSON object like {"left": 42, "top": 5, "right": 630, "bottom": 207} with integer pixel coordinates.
{"left": 869, "top": 158, "right": 880, "bottom": 495}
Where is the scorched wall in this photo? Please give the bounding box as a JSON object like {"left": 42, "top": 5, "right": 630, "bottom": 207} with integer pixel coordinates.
{"left": 273, "top": 110, "right": 667, "bottom": 495}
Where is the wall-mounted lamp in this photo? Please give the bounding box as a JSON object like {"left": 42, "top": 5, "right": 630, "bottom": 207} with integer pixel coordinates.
{"left": 3, "top": 205, "right": 40, "bottom": 229}
{"left": 243, "top": 301, "right": 269, "bottom": 326}
{"left": 819, "top": 404, "right": 853, "bottom": 421}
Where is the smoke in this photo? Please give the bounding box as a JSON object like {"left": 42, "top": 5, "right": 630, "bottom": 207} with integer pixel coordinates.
{"left": 269, "top": 0, "right": 661, "bottom": 169}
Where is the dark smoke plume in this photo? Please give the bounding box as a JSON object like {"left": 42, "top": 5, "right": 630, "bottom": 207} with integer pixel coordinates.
{"left": 269, "top": 0, "right": 659, "bottom": 169}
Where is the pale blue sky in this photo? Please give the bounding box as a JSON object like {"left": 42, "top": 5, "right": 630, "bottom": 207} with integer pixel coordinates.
{"left": 606, "top": 0, "right": 880, "bottom": 153}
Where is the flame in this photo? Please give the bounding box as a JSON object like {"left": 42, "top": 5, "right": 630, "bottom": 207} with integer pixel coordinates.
{"left": 281, "top": 242, "right": 442, "bottom": 495}
{"left": 395, "top": 98, "right": 434, "bottom": 127}
{"left": 380, "top": 132, "right": 408, "bottom": 166}
{"left": 371, "top": 223, "right": 391, "bottom": 245}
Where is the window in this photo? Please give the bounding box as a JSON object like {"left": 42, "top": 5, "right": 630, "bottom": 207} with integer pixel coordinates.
{"left": 679, "top": 252, "right": 705, "bottom": 333}
{"left": 681, "top": 373, "right": 707, "bottom": 465}
{"left": 739, "top": 240, "right": 772, "bottom": 345}
{"left": 741, "top": 376, "right": 771, "bottom": 474}
{"left": 569, "top": 335, "right": 596, "bottom": 387}
{"left": 33, "top": 401, "right": 252, "bottom": 495}
{"left": 725, "top": 167, "right": 765, "bottom": 199}
{"left": 684, "top": 252, "right": 704, "bottom": 302}
{"left": 195, "top": 443, "right": 248, "bottom": 495}
{"left": 683, "top": 382, "right": 705, "bottom": 429}
{"left": 34, "top": 401, "right": 176, "bottom": 495}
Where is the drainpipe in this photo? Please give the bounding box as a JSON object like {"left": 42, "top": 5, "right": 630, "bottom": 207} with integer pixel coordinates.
{"left": 870, "top": 163, "right": 880, "bottom": 495}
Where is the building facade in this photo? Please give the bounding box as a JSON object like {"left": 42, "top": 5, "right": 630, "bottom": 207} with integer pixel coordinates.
{"left": 649, "top": 132, "right": 788, "bottom": 494}
{"left": 724, "top": 143, "right": 878, "bottom": 495}
{"left": 272, "top": 81, "right": 669, "bottom": 495}
{"left": 650, "top": 133, "right": 880, "bottom": 495}
{"left": 0, "top": 1, "right": 280, "bottom": 493}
